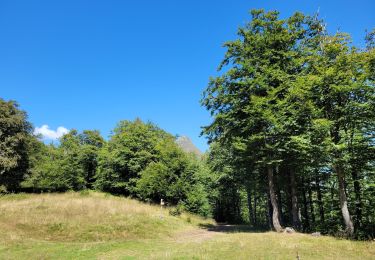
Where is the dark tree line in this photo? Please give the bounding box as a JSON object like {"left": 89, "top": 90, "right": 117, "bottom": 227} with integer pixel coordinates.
{"left": 202, "top": 10, "right": 374, "bottom": 239}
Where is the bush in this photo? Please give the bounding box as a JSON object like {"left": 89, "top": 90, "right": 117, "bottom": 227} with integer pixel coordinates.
{"left": 183, "top": 184, "right": 211, "bottom": 217}
{"left": 169, "top": 204, "right": 184, "bottom": 216}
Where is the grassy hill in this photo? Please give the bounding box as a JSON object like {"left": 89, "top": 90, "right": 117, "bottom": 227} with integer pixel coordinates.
{"left": 0, "top": 192, "right": 374, "bottom": 259}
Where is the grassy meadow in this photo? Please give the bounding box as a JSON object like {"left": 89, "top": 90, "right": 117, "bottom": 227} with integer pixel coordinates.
{"left": 0, "top": 192, "right": 374, "bottom": 259}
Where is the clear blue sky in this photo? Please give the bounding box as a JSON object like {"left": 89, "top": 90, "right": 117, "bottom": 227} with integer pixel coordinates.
{"left": 1, "top": 0, "right": 374, "bottom": 151}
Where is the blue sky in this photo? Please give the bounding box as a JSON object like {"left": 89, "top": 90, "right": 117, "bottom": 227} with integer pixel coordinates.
{"left": 1, "top": 0, "right": 374, "bottom": 151}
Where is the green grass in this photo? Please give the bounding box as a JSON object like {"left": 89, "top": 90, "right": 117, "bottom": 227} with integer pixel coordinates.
{"left": 0, "top": 192, "right": 374, "bottom": 259}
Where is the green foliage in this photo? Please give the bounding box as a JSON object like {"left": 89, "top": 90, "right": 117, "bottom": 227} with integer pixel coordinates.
{"left": 77, "top": 130, "right": 104, "bottom": 187}
{"left": 94, "top": 119, "right": 171, "bottom": 194}
{"left": 0, "top": 98, "right": 32, "bottom": 192}
{"left": 202, "top": 9, "right": 374, "bottom": 238}
{"left": 94, "top": 119, "right": 212, "bottom": 216}
{"left": 1, "top": 8, "right": 373, "bottom": 239}
{"left": 169, "top": 203, "right": 184, "bottom": 216}
{"left": 23, "top": 129, "right": 104, "bottom": 191}
{"left": 182, "top": 183, "right": 211, "bottom": 217}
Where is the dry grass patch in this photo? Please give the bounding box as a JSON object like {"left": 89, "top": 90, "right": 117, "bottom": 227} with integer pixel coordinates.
{"left": 0, "top": 192, "right": 212, "bottom": 243}
{"left": 0, "top": 192, "right": 373, "bottom": 259}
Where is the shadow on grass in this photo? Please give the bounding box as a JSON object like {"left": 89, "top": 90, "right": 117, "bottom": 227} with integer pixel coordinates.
{"left": 198, "top": 223, "right": 268, "bottom": 233}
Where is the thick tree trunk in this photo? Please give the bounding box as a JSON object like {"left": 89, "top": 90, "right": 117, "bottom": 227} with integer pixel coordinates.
{"left": 351, "top": 169, "right": 362, "bottom": 230}
{"left": 290, "top": 169, "right": 301, "bottom": 230}
{"left": 246, "top": 186, "right": 255, "bottom": 226}
{"left": 316, "top": 176, "right": 325, "bottom": 223}
{"left": 267, "top": 165, "right": 283, "bottom": 232}
{"left": 276, "top": 183, "right": 284, "bottom": 226}
{"left": 335, "top": 165, "right": 354, "bottom": 235}
{"left": 267, "top": 192, "right": 273, "bottom": 230}
{"left": 331, "top": 127, "right": 354, "bottom": 235}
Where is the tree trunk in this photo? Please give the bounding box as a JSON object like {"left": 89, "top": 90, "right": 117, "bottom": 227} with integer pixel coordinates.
{"left": 316, "top": 176, "right": 325, "bottom": 223}
{"left": 267, "top": 192, "right": 273, "bottom": 230}
{"left": 246, "top": 186, "right": 255, "bottom": 226}
{"left": 351, "top": 168, "right": 362, "bottom": 230}
{"left": 335, "top": 165, "right": 354, "bottom": 235}
{"left": 267, "top": 165, "right": 283, "bottom": 232}
{"left": 276, "top": 183, "right": 284, "bottom": 226}
{"left": 290, "top": 169, "right": 301, "bottom": 230}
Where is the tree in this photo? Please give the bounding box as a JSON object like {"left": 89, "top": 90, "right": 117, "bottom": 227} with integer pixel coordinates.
{"left": 0, "top": 98, "right": 32, "bottom": 192}
{"left": 206, "top": 142, "right": 248, "bottom": 223}
{"left": 202, "top": 9, "right": 322, "bottom": 232}
{"left": 94, "top": 118, "right": 212, "bottom": 216}
{"left": 94, "top": 119, "right": 169, "bottom": 195}
{"left": 309, "top": 32, "right": 375, "bottom": 236}
{"left": 78, "top": 130, "right": 105, "bottom": 188}
{"left": 135, "top": 136, "right": 188, "bottom": 204}
{"left": 23, "top": 129, "right": 104, "bottom": 191}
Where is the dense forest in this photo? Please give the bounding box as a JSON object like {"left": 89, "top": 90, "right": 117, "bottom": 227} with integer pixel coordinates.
{"left": 1, "top": 10, "right": 374, "bottom": 240}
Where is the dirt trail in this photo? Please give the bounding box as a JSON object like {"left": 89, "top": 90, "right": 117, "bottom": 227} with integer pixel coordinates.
{"left": 173, "top": 224, "right": 244, "bottom": 243}
{"left": 173, "top": 228, "right": 221, "bottom": 243}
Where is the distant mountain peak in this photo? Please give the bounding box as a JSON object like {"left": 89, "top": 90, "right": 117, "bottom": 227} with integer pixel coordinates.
{"left": 176, "top": 136, "right": 202, "bottom": 156}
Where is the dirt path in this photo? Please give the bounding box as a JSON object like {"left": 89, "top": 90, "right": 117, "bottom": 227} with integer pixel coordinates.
{"left": 173, "top": 224, "right": 248, "bottom": 243}
{"left": 173, "top": 228, "right": 221, "bottom": 243}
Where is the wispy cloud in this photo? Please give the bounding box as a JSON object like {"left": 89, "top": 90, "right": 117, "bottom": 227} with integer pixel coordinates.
{"left": 34, "top": 125, "right": 69, "bottom": 140}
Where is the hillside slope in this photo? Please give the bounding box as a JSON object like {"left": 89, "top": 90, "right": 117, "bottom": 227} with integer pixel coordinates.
{"left": 0, "top": 192, "right": 374, "bottom": 259}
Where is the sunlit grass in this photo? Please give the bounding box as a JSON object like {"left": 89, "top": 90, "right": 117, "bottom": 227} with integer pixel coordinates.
{"left": 0, "top": 191, "right": 210, "bottom": 243}
{"left": 0, "top": 192, "right": 373, "bottom": 259}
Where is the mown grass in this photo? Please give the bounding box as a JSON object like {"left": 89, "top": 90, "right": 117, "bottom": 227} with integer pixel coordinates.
{"left": 0, "top": 192, "right": 374, "bottom": 259}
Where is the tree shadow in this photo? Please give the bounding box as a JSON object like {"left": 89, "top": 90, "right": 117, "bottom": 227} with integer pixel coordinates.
{"left": 198, "top": 223, "right": 268, "bottom": 233}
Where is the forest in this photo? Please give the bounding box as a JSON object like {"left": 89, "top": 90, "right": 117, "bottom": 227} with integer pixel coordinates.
{"left": 1, "top": 10, "right": 374, "bottom": 241}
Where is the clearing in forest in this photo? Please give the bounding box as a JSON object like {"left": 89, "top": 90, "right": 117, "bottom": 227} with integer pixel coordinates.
{"left": 0, "top": 192, "right": 374, "bottom": 259}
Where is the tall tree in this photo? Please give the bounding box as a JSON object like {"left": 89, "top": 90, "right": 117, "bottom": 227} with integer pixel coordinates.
{"left": 0, "top": 98, "right": 32, "bottom": 192}
{"left": 78, "top": 130, "right": 105, "bottom": 188}
{"left": 94, "top": 119, "right": 170, "bottom": 195}
{"left": 23, "top": 129, "right": 104, "bottom": 191}
{"left": 309, "top": 32, "right": 375, "bottom": 235}
{"left": 202, "top": 10, "right": 321, "bottom": 232}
